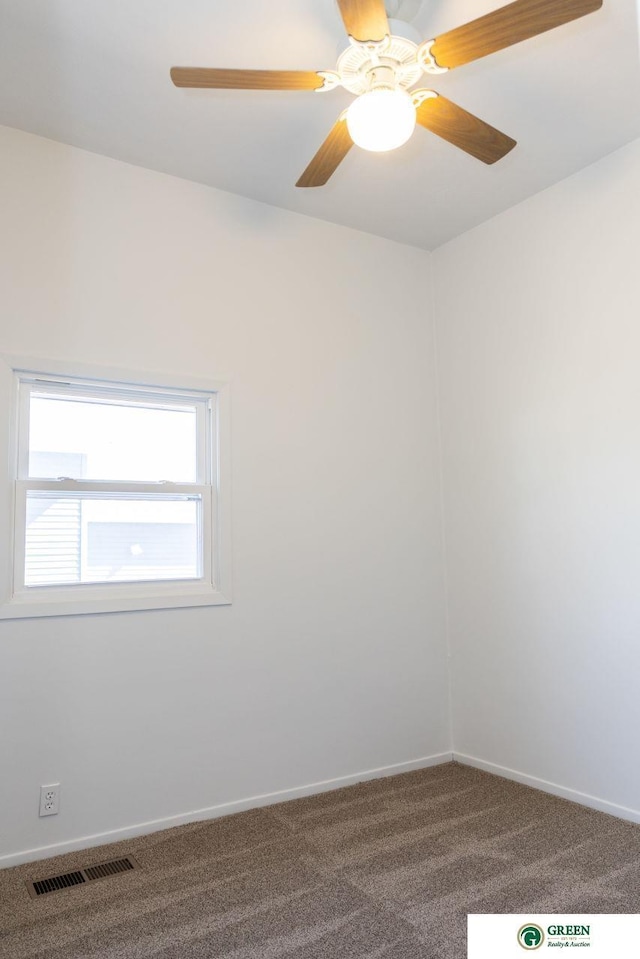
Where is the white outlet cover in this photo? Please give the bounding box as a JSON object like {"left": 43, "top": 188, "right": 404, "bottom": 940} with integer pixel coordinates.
{"left": 39, "top": 783, "right": 60, "bottom": 817}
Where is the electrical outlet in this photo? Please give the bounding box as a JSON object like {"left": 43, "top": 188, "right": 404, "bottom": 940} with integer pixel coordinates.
{"left": 39, "top": 784, "right": 60, "bottom": 817}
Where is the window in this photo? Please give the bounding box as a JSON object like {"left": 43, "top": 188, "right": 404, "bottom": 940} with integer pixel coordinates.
{"left": 0, "top": 357, "right": 230, "bottom": 618}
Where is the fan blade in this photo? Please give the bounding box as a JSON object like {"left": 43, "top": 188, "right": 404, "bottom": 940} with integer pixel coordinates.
{"left": 430, "top": 0, "right": 603, "bottom": 69}
{"left": 296, "top": 115, "right": 353, "bottom": 188}
{"left": 170, "top": 68, "right": 324, "bottom": 90}
{"left": 336, "top": 0, "right": 390, "bottom": 42}
{"left": 415, "top": 93, "right": 516, "bottom": 164}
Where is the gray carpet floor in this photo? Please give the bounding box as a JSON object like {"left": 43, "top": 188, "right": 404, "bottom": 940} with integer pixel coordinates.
{"left": 1, "top": 762, "right": 639, "bottom": 958}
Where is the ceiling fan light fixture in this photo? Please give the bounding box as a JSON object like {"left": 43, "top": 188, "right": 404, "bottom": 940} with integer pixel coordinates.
{"left": 346, "top": 88, "right": 416, "bottom": 153}
{"left": 171, "top": 0, "right": 605, "bottom": 184}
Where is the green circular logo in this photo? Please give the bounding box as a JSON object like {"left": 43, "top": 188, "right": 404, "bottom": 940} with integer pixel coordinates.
{"left": 517, "top": 924, "right": 545, "bottom": 950}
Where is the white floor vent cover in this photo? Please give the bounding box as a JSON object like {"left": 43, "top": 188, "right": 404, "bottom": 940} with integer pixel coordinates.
{"left": 26, "top": 856, "right": 141, "bottom": 898}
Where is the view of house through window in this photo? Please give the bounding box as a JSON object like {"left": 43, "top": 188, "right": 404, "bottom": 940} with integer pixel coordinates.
{"left": 25, "top": 494, "right": 201, "bottom": 586}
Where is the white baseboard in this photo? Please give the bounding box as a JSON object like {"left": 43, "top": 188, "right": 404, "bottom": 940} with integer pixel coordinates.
{"left": 454, "top": 752, "right": 640, "bottom": 825}
{"left": 0, "top": 751, "right": 453, "bottom": 870}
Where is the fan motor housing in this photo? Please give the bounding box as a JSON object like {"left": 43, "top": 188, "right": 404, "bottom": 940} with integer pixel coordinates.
{"left": 337, "top": 35, "right": 422, "bottom": 95}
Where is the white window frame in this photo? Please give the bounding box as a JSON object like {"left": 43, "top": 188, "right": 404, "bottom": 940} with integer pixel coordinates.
{"left": 0, "top": 355, "right": 231, "bottom": 619}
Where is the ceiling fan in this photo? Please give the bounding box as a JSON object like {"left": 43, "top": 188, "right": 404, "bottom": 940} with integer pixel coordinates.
{"left": 170, "top": 0, "right": 603, "bottom": 187}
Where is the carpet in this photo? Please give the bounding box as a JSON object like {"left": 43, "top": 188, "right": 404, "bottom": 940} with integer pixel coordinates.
{"left": 1, "top": 762, "right": 639, "bottom": 958}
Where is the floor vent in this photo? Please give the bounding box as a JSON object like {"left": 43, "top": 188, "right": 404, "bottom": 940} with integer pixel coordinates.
{"left": 26, "top": 856, "right": 140, "bottom": 899}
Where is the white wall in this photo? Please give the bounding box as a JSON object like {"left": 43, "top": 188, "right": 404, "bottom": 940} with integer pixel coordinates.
{"left": 434, "top": 138, "right": 640, "bottom": 819}
{"left": 0, "top": 125, "right": 450, "bottom": 866}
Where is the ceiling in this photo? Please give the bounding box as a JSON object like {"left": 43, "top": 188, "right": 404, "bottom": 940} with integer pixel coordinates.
{"left": 1, "top": 0, "right": 639, "bottom": 250}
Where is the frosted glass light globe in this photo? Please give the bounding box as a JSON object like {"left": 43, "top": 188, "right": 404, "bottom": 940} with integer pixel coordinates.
{"left": 346, "top": 89, "right": 416, "bottom": 153}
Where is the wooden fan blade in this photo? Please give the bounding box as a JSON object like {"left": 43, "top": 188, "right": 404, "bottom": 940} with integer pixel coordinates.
{"left": 296, "top": 115, "right": 353, "bottom": 188}
{"left": 430, "top": 0, "right": 603, "bottom": 69}
{"left": 170, "top": 68, "right": 324, "bottom": 90}
{"left": 415, "top": 93, "right": 516, "bottom": 164}
{"left": 336, "top": 0, "right": 390, "bottom": 42}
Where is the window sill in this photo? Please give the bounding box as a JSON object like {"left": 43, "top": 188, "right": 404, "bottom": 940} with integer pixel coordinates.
{"left": 0, "top": 582, "right": 231, "bottom": 619}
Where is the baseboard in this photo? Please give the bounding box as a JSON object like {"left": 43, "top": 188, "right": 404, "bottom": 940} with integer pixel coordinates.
{"left": 454, "top": 752, "right": 640, "bottom": 825}
{"left": 0, "top": 751, "right": 453, "bottom": 870}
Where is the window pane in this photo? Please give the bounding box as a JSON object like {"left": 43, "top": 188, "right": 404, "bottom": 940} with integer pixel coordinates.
{"left": 25, "top": 493, "right": 201, "bottom": 586}
{"left": 28, "top": 393, "right": 198, "bottom": 482}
